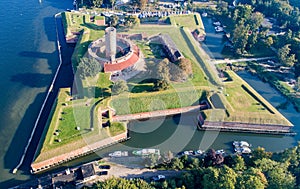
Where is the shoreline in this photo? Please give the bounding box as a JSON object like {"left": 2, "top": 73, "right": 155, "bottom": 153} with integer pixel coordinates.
{"left": 31, "top": 132, "right": 129, "bottom": 174}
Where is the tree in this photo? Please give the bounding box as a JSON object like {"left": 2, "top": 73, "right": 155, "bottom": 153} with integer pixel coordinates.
{"left": 109, "top": 15, "right": 119, "bottom": 27}
{"left": 144, "top": 154, "right": 160, "bottom": 168}
{"left": 124, "top": 15, "right": 140, "bottom": 28}
{"left": 153, "top": 79, "right": 170, "bottom": 91}
{"left": 255, "top": 158, "right": 296, "bottom": 188}
{"left": 236, "top": 168, "right": 267, "bottom": 189}
{"left": 169, "top": 63, "right": 187, "bottom": 82}
{"left": 163, "top": 151, "right": 174, "bottom": 163}
{"left": 264, "top": 36, "right": 274, "bottom": 47}
{"left": 131, "top": 0, "right": 147, "bottom": 11}
{"left": 169, "top": 157, "right": 184, "bottom": 170}
{"left": 277, "top": 44, "right": 297, "bottom": 67}
{"left": 297, "top": 77, "right": 300, "bottom": 92}
{"left": 233, "top": 4, "right": 253, "bottom": 24}
{"left": 77, "top": 57, "right": 101, "bottom": 79}
{"left": 178, "top": 58, "right": 193, "bottom": 77}
{"left": 112, "top": 80, "right": 128, "bottom": 95}
{"left": 232, "top": 20, "right": 250, "bottom": 55}
{"left": 153, "top": 59, "right": 171, "bottom": 91}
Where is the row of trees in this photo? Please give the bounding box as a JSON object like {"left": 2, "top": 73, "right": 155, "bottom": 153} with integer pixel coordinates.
{"left": 84, "top": 144, "right": 300, "bottom": 189}
{"left": 215, "top": 0, "right": 300, "bottom": 73}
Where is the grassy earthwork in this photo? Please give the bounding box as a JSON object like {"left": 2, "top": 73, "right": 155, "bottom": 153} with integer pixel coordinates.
{"left": 34, "top": 10, "right": 293, "bottom": 164}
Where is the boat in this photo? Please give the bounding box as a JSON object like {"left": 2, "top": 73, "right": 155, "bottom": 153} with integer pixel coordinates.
{"left": 132, "top": 149, "right": 160, "bottom": 156}
{"left": 213, "top": 21, "right": 221, "bottom": 26}
{"left": 233, "top": 141, "right": 251, "bottom": 147}
{"left": 215, "top": 26, "right": 224, "bottom": 32}
{"left": 193, "top": 150, "right": 204, "bottom": 155}
{"left": 108, "top": 151, "right": 128, "bottom": 157}
{"left": 216, "top": 149, "right": 225, "bottom": 154}
{"left": 202, "top": 12, "right": 208, "bottom": 17}
{"left": 235, "top": 146, "right": 251, "bottom": 154}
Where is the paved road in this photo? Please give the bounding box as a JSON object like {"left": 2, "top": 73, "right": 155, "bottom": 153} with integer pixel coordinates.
{"left": 211, "top": 57, "right": 274, "bottom": 64}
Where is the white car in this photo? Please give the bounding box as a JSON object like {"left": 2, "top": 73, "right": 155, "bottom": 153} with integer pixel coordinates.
{"left": 151, "top": 175, "right": 166, "bottom": 181}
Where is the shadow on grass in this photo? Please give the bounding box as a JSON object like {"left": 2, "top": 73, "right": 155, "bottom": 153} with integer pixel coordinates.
{"left": 84, "top": 86, "right": 112, "bottom": 98}
{"left": 128, "top": 83, "right": 154, "bottom": 93}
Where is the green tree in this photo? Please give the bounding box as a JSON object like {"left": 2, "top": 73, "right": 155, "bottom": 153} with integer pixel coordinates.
{"left": 255, "top": 158, "right": 296, "bottom": 189}
{"left": 77, "top": 57, "right": 101, "bottom": 79}
{"left": 250, "top": 146, "right": 272, "bottom": 164}
{"left": 232, "top": 20, "right": 250, "bottom": 55}
{"left": 124, "top": 15, "right": 140, "bottom": 28}
{"left": 144, "top": 154, "right": 160, "bottom": 168}
{"left": 109, "top": 15, "right": 119, "bottom": 27}
{"left": 112, "top": 80, "right": 128, "bottom": 95}
{"left": 233, "top": 4, "right": 253, "bottom": 24}
{"left": 264, "top": 36, "right": 274, "bottom": 47}
{"left": 236, "top": 168, "right": 267, "bottom": 189}
{"left": 277, "top": 44, "right": 297, "bottom": 67}
{"left": 203, "top": 167, "right": 219, "bottom": 189}
{"left": 170, "top": 157, "right": 184, "bottom": 170}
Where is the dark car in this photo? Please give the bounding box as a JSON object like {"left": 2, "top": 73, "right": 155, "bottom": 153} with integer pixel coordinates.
{"left": 98, "top": 171, "right": 108, "bottom": 175}
{"left": 99, "top": 165, "right": 111, "bottom": 169}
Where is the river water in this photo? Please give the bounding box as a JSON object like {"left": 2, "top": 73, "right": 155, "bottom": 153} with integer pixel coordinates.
{"left": 0, "top": 0, "right": 73, "bottom": 188}
{"left": 0, "top": 3, "right": 299, "bottom": 188}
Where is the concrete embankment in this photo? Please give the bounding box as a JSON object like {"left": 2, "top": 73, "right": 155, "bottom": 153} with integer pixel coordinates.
{"left": 31, "top": 132, "right": 128, "bottom": 174}
{"left": 112, "top": 105, "right": 201, "bottom": 122}
{"left": 198, "top": 121, "right": 295, "bottom": 135}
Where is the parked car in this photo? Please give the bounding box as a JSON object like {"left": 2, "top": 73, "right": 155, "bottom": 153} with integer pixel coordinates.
{"left": 99, "top": 165, "right": 111, "bottom": 169}
{"left": 98, "top": 171, "right": 108, "bottom": 175}
{"left": 151, "top": 175, "right": 166, "bottom": 181}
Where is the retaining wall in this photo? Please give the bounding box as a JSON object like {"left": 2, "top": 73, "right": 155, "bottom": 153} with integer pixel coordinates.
{"left": 31, "top": 132, "right": 128, "bottom": 174}
{"left": 112, "top": 105, "right": 201, "bottom": 122}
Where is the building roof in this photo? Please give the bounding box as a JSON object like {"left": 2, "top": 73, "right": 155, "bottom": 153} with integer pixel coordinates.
{"left": 159, "top": 34, "right": 183, "bottom": 60}
{"left": 104, "top": 45, "right": 139, "bottom": 72}
{"left": 80, "top": 163, "right": 96, "bottom": 179}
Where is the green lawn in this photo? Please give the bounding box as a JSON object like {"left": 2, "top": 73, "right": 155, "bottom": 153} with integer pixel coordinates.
{"left": 111, "top": 89, "right": 205, "bottom": 115}
{"left": 169, "top": 13, "right": 205, "bottom": 31}
{"left": 222, "top": 71, "right": 292, "bottom": 126}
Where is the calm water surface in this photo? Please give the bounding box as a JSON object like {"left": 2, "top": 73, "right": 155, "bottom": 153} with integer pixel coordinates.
{"left": 0, "top": 0, "right": 72, "bottom": 187}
